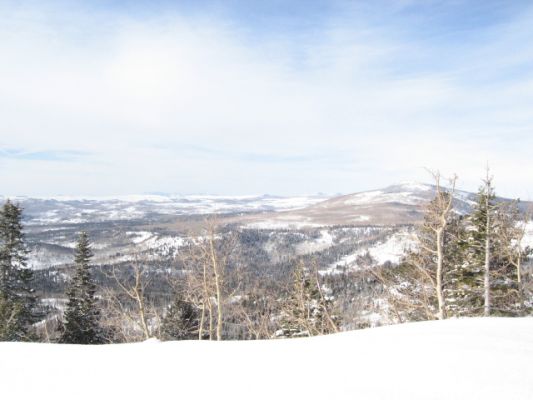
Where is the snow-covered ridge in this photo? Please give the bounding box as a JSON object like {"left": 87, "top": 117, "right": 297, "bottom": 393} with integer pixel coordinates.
{"left": 343, "top": 189, "right": 427, "bottom": 206}
{"left": 3, "top": 182, "right": 525, "bottom": 227}
{"left": 1, "top": 318, "right": 531, "bottom": 400}
{"left": 342, "top": 182, "right": 477, "bottom": 208}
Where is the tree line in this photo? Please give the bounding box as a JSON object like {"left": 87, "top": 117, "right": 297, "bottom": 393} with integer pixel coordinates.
{"left": 0, "top": 171, "right": 532, "bottom": 343}
{"left": 0, "top": 202, "right": 340, "bottom": 343}
{"left": 375, "top": 171, "right": 532, "bottom": 322}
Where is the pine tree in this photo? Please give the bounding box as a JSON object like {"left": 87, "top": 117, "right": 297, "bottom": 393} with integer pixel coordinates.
{"left": 60, "top": 232, "right": 104, "bottom": 344}
{"left": 442, "top": 214, "right": 471, "bottom": 317}
{"left": 467, "top": 179, "right": 497, "bottom": 316}
{"left": 161, "top": 294, "right": 199, "bottom": 340}
{"left": 460, "top": 177, "right": 526, "bottom": 316}
{"left": 0, "top": 200, "right": 36, "bottom": 341}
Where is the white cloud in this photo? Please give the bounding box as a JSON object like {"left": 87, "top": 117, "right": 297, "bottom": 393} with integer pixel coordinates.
{"left": 0, "top": 2, "right": 532, "bottom": 198}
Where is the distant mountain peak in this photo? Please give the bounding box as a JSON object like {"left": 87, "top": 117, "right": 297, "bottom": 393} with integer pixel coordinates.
{"left": 384, "top": 182, "right": 435, "bottom": 192}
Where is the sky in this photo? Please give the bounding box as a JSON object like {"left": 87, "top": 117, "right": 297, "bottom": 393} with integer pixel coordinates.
{"left": 0, "top": 0, "right": 532, "bottom": 198}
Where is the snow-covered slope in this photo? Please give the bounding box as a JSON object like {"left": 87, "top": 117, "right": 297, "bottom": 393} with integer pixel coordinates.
{"left": 7, "top": 183, "right": 529, "bottom": 228}
{"left": 326, "top": 228, "right": 418, "bottom": 273}
{"left": 240, "top": 182, "right": 531, "bottom": 227}
{"left": 1, "top": 318, "right": 532, "bottom": 400}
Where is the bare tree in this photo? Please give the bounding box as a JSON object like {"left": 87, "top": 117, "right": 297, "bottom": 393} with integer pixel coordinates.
{"left": 426, "top": 171, "right": 457, "bottom": 320}
{"left": 100, "top": 256, "right": 160, "bottom": 342}
{"left": 234, "top": 296, "right": 275, "bottom": 339}
{"left": 375, "top": 172, "right": 459, "bottom": 321}
{"left": 371, "top": 260, "right": 436, "bottom": 323}
{"left": 497, "top": 202, "right": 531, "bottom": 295}
{"left": 181, "top": 218, "right": 236, "bottom": 340}
{"left": 278, "top": 260, "right": 339, "bottom": 337}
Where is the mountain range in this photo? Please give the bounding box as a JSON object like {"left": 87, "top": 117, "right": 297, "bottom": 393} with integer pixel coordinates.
{"left": 2, "top": 182, "right": 531, "bottom": 271}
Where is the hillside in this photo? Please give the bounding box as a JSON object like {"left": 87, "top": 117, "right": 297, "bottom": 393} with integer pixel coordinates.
{"left": 5, "top": 182, "right": 529, "bottom": 230}
{"left": 1, "top": 318, "right": 532, "bottom": 400}
{"left": 3, "top": 182, "right": 530, "bottom": 272}
{"left": 239, "top": 182, "right": 532, "bottom": 228}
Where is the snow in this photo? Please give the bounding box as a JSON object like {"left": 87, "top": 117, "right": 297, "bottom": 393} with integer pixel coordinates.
{"left": 1, "top": 318, "right": 531, "bottom": 399}
{"left": 327, "top": 229, "right": 417, "bottom": 273}
{"left": 344, "top": 190, "right": 427, "bottom": 206}
{"left": 295, "top": 230, "right": 334, "bottom": 254}
{"left": 523, "top": 221, "right": 533, "bottom": 249}
{"left": 367, "top": 230, "right": 417, "bottom": 264}
{"left": 341, "top": 183, "right": 434, "bottom": 207}
{"left": 246, "top": 219, "right": 323, "bottom": 230}
{"left": 143, "top": 235, "right": 185, "bottom": 257}
{"left": 396, "top": 181, "right": 434, "bottom": 192}
{"left": 14, "top": 194, "right": 330, "bottom": 226}
{"left": 126, "top": 231, "right": 154, "bottom": 244}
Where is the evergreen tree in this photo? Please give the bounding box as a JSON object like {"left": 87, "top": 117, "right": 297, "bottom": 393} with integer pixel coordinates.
{"left": 0, "top": 200, "right": 36, "bottom": 341}
{"left": 442, "top": 214, "right": 471, "bottom": 316}
{"left": 395, "top": 192, "right": 467, "bottom": 320}
{"left": 161, "top": 293, "right": 199, "bottom": 340}
{"left": 60, "top": 232, "right": 104, "bottom": 344}
{"left": 463, "top": 181, "right": 497, "bottom": 315}
{"left": 396, "top": 179, "right": 530, "bottom": 319}
{"left": 460, "top": 180, "right": 527, "bottom": 316}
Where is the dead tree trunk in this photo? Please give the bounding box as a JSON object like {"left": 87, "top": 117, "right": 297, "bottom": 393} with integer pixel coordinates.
{"left": 209, "top": 231, "right": 224, "bottom": 341}
{"left": 428, "top": 171, "right": 456, "bottom": 320}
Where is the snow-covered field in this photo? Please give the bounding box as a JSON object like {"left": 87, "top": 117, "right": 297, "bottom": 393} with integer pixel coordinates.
{"left": 1, "top": 318, "right": 531, "bottom": 400}
{"left": 6, "top": 194, "right": 330, "bottom": 225}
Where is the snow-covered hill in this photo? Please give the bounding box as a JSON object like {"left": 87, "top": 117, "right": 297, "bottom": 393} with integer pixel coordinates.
{"left": 5, "top": 182, "right": 528, "bottom": 228}
{"left": 239, "top": 182, "right": 515, "bottom": 227}
{"left": 1, "top": 318, "right": 531, "bottom": 400}
{"left": 5, "top": 183, "right": 531, "bottom": 271}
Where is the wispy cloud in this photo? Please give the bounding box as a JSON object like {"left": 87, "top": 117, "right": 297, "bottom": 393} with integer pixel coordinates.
{"left": 0, "top": 148, "right": 88, "bottom": 162}
{"left": 0, "top": 1, "right": 532, "bottom": 197}
{"left": 152, "top": 143, "right": 334, "bottom": 164}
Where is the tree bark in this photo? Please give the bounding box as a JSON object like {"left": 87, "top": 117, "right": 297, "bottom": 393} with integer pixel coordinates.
{"left": 435, "top": 228, "right": 445, "bottom": 320}
{"left": 210, "top": 235, "right": 223, "bottom": 341}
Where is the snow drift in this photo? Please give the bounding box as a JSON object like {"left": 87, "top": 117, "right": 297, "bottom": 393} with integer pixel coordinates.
{"left": 1, "top": 318, "right": 532, "bottom": 400}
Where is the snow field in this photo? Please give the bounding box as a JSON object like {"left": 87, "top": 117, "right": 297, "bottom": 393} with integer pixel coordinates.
{"left": 1, "top": 318, "right": 532, "bottom": 400}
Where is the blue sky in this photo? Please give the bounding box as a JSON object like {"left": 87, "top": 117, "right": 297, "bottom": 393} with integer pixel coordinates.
{"left": 1, "top": 0, "right": 532, "bottom": 198}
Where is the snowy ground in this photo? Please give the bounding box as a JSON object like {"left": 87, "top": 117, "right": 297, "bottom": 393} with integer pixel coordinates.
{"left": 1, "top": 318, "right": 532, "bottom": 400}
{"left": 324, "top": 228, "right": 417, "bottom": 273}
{"left": 11, "top": 194, "right": 329, "bottom": 225}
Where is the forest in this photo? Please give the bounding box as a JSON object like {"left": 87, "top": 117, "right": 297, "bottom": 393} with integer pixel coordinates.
{"left": 1, "top": 174, "right": 532, "bottom": 343}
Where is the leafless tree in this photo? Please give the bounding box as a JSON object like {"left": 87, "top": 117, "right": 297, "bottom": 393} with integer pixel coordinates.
{"left": 278, "top": 259, "right": 339, "bottom": 337}
{"left": 496, "top": 202, "right": 531, "bottom": 296}
{"left": 100, "top": 255, "right": 161, "bottom": 342}
{"left": 371, "top": 172, "right": 458, "bottom": 321}
{"left": 371, "top": 262, "right": 435, "bottom": 323}
{"left": 180, "top": 218, "right": 236, "bottom": 340}
{"left": 424, "top": 171, "right": 457, "bottom": 319}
